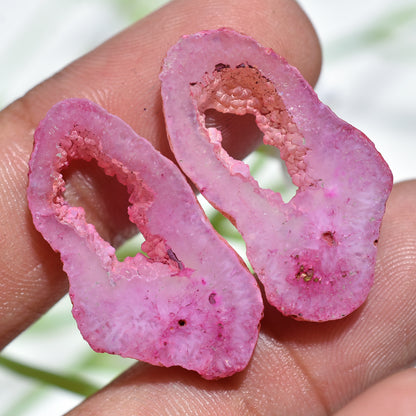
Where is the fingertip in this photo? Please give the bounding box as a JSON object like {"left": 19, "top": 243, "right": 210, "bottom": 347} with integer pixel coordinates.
{"left": 18, "top": 0, "right": 322, "bottom": 145}
{"left": 335, "top": 368, "right": 416, "bottom": 416}
{"left": 374, "top": 180, "right": 416, "bottom": 307}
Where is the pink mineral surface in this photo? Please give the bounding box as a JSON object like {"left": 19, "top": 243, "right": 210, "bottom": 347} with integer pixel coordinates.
{"left": 160, "top": 28, "right": 393, "bottom": 321}
{"left": 27, "top": 98, "right": 263, "bottom": 379}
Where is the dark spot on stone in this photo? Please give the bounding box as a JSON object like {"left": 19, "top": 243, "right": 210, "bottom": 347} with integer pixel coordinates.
{"left": 178, "top": 319, "right": 186, "bottom": 326}
{"left": 322, "top": 231, "right": 336, "bottom": 246}
{"left": 214, "top": 63, "right": 230, "bottom": 72}
{"left": 209, "top": 292, "right": 217, "bottom": 304}
{"left": 236, "top": 63, "right": 246, "bottom": 68}
{"left": 190, "top": 82, "right": 197, "bottom": 86}
{"left": 373, "top": 239, "right": 378, "bottom": 246}
{"left": 167, "top": 248, "right": 184, "bottom": 270}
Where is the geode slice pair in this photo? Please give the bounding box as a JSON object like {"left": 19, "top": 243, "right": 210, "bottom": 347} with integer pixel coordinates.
{"left": 27, "top": 28, "right": 392, "bottom": 379}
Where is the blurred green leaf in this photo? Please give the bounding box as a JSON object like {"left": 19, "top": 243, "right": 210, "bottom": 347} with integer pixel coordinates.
{"left": 0, "top": 355, "right": 98, "bottom": 397}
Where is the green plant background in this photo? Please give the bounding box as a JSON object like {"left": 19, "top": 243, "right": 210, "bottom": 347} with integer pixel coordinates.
{"left": 1, "top": 0, "right": 415, "bottom": 414}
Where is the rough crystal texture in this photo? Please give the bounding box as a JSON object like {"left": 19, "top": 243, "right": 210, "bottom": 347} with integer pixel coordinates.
{"left": 27, "top": 98, "right": 263, "bottom": 379}
{"left": 160, "top": 28, "right": 393, "bottom": 321}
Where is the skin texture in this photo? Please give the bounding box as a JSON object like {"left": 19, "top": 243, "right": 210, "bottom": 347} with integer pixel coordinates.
{"left": 0, "top": 0, "right": 415, "bottom": 414}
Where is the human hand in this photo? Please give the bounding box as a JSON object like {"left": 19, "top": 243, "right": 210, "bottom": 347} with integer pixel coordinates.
{"left": 1, "top": 0, "right": 415, "bottom": 414}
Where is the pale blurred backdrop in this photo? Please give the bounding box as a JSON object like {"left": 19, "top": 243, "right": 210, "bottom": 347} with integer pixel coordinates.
{"left": 0, "top": 0, "right": 415, "bottom": 415}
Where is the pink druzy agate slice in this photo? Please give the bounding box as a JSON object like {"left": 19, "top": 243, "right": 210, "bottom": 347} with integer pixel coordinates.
{"left": 27, "top": 98, "right": 263, "bottom": 379}
{"left": 160, "top": 29, "right": 393, "bottom": 321}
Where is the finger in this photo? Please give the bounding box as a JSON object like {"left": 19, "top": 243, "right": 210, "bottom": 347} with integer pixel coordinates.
{"left": 0, "top": 0, "right": 321, "bottom": 347}
{"left": 66, "top": 181, "right": 416, "bottom": 415}
{"left": 334, "top": 368, "right": 416, "bottom": 416}
{"left": 7, "top": 0, "right": 321, "bottom": 157}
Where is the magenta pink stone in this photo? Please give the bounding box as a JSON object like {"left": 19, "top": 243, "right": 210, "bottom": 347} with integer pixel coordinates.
{"left": 27, "top": 98, "right": 263, "bottom": 379}
{"left": 160, "top": 28, "right": 393, "bottom": 321}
